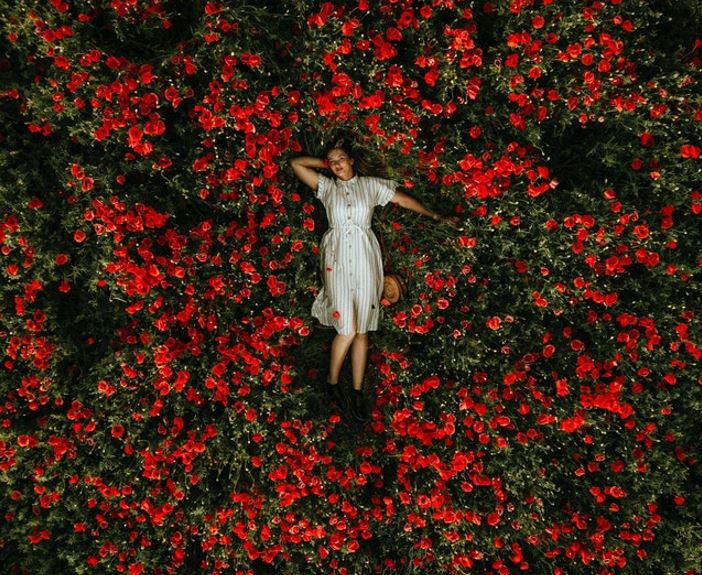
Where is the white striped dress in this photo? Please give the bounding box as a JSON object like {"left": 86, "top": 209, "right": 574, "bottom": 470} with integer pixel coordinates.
{"left": 312, "top": 174, "right": 397, "bottom": 335}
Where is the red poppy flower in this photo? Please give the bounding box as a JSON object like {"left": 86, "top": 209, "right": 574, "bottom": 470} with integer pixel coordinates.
{"left": 681, "top": 144, "right": 701, "bottom": 158}
{"left": 486, "top": 316, "right": 502, "bottom": 330}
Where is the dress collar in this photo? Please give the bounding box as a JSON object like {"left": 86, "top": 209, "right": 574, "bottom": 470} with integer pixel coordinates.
{"left": 338, "top": 175, "right": 358, "bottom": 185}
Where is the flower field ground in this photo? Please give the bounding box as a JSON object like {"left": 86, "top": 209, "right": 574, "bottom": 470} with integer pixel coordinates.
{"left": 1, "top": 1, "right": 701, "bottom": 574}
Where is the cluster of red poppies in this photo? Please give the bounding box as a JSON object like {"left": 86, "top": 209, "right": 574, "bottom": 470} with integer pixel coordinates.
{"left": 1, "top": 1, "right": 700, "bottom": 574}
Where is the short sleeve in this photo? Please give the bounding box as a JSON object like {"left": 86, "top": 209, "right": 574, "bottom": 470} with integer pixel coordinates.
{"left": 316, "top": 173, "right": 332, "bottom": 204}
{"left": 372, "top": 177, "right": 398, "bottom": 206}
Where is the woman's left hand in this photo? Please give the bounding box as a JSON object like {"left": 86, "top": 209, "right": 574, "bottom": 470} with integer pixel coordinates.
{"left": 436, "top": 214, "right": 463, "bottom": 230}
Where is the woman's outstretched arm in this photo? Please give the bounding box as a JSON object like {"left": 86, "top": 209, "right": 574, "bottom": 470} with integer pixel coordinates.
{"left": 290, "top": 156, "right": 326, "bottom": 190}
{"left": 391, "top": 190, "right": 462, "bottom": 228}
{"left": 390, "top": 190, "right": 437, "bottom": 219}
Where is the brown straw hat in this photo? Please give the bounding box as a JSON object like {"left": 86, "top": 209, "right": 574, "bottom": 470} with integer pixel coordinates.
{"left": 383, "top": 273, "right": 407, "bottom": 304}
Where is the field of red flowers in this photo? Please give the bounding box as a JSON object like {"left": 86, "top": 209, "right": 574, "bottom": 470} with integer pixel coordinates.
{"left": 1, "top": 1, "right": 701, "bottom": 574}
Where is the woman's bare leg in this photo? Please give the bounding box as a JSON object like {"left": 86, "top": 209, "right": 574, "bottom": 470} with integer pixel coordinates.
{"left": 328, "top": 307, "right": 359, "bottom": 385}
{"left": 350, "top": 333, "right": 368, "bottom": 391}
{"left": 328, "top": 333, "right": 355, "bottom": 384}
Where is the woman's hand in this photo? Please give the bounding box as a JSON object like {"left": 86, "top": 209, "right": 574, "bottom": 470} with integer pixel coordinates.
{"left": 432, "top": 213, "right": 463, "bottom": 230}
{"left": 290, "top": 156, "right": 326, "bottom": 190}
{"left": 441, "top": 215, "right": 463, "bottom": 229}
{"left": 389, "top": 191, "right": 464, "bottom": 230}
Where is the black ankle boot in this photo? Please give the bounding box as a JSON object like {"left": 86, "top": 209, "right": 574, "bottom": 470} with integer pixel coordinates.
{"left": 326, "top": 382, "right": 345, "bottom": 407}
{"left": 349, "top": 389, "right": 368, "bottom": 421}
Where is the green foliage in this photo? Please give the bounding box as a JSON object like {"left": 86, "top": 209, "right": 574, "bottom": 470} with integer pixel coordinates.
{"left": 0, "top": 1, "right": 701, "bottom": 574}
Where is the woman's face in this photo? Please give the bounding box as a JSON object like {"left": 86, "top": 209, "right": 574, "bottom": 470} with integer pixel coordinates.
{"left": 326, "top": 148, "right": 355, "bottom": 181}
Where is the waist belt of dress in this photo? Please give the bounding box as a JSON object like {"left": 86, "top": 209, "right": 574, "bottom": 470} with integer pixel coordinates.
{"left": 329, "top": 224, "right": 370, "bottom": 232}
{"left": 326, "top": 224, "right": 372, "bottom": 265}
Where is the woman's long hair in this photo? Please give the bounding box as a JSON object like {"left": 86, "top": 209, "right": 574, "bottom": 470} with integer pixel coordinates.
{"left": 325, "top": 135, "right": 392, "bottom": 180}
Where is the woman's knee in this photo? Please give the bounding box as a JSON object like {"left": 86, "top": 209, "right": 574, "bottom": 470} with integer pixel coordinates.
{"left": 335, "top": 331, "right": 356, "bottom": 341}
{"left": 354, "top": 332, "right": 368, "bottom": 342}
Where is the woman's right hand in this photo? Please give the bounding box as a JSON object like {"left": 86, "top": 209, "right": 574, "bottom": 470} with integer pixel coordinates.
{"left": 289, "top": 155, "right": 326, "bottom": 190}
